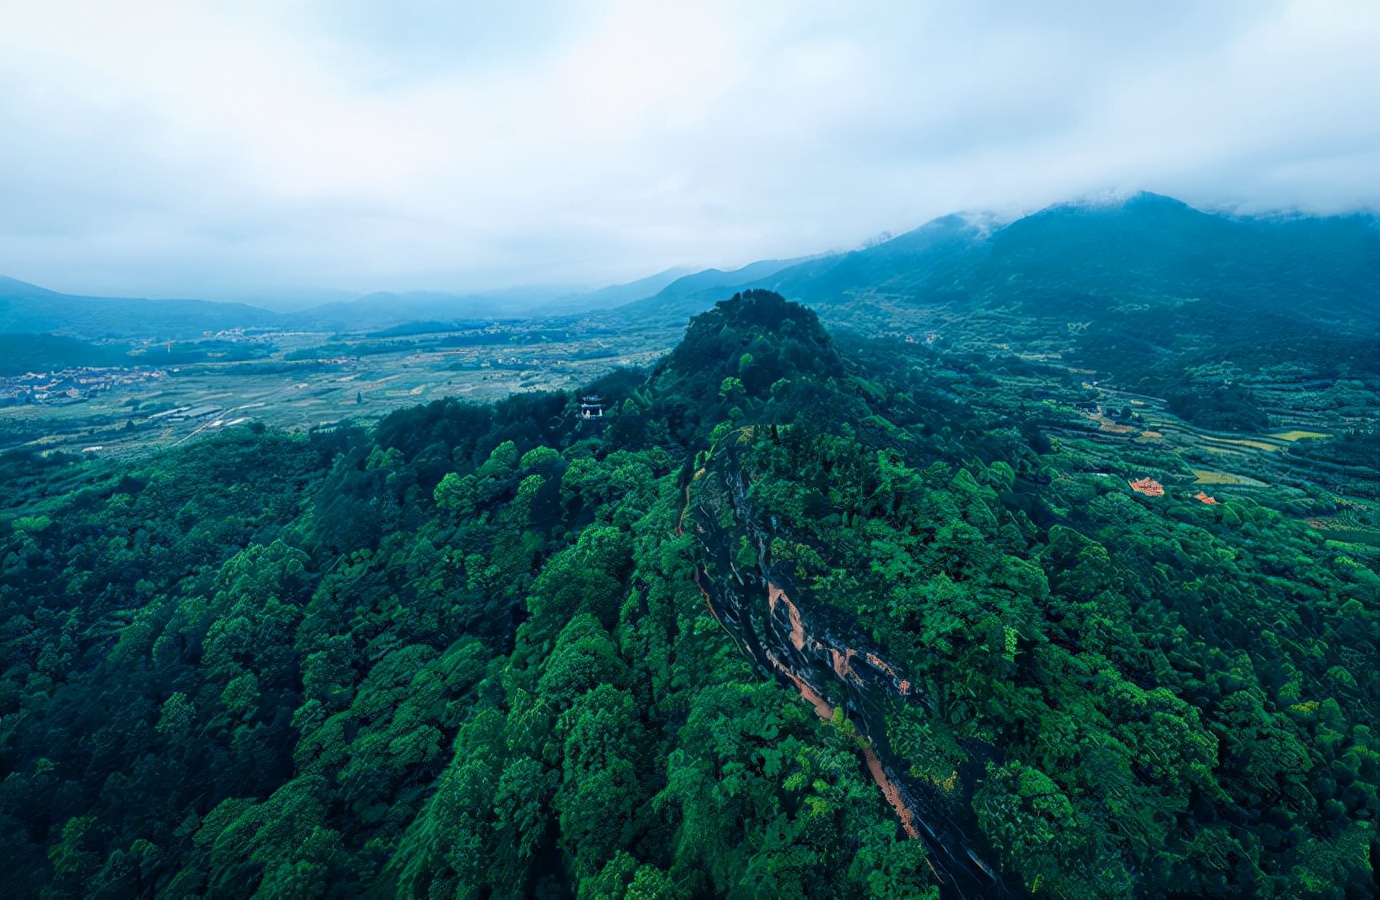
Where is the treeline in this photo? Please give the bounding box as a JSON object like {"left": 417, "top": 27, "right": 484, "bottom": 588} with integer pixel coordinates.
{"left": 0, "top": 334, "right": 130, "bottom": 376}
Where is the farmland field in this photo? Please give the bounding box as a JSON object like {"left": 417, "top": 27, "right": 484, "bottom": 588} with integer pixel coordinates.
{"left": 1191, "top": 467, "right": 1265, "bottom": 487}
{"left": 0, "top": 322, "right": 675, "bottom": 460}
{"left": 1271, "top": 429, "right": 1331, "bottom": 442}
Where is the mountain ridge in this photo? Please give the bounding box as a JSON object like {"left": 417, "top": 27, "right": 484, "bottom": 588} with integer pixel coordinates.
{"left": 5, "top": 193, "right": 1375, "bottom": 352}
{"left": 0, "top": 256, "right": 812, "bottom": 339}
{"left": 604, "top": 193, "right": 1373, "bottom": 328}
{"left": 613, "top": 193, "right": 1379, "bottom": 422}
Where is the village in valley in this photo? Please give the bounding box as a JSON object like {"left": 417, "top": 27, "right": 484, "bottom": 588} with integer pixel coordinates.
{"left": 0, "top": 321, "right": 670, "bottom": 460}
{"left": 0, "top": 366, "right": 168, "bottom": 408}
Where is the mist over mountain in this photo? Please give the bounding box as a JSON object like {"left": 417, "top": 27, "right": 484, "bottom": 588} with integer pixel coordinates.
{"left": 10, "top": 193, "right": 1371, "bottom": 351}
{"left": 612, "top": 194, "right": 1380, "bottom": 423}
{"left": 623, "top": 192, "right": 1379, "bottom": 325}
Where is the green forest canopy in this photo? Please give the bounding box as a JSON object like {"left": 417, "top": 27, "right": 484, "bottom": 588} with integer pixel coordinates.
{"left": 1, "top": 292, "right": 1376, "bottom": 898}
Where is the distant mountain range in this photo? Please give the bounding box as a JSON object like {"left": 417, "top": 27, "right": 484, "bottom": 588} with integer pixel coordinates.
{"left": 615, "top": 193, "right": 1379, "bottom": 328}
{"left": 4, "top": 194, "right": 1376, "bottom": 401}
{"left": 0, "top": 276, "right": 284, "bottom": 339}
{"left": 0, "top": 257, "right": 811, "bottom": 340}
{"left": 609, "top": 194, "right": 1380, "bottom": 421}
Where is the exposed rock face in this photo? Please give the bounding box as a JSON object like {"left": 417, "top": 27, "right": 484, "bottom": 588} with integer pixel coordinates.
{"left": 683, "top": 429, "right": 1014, "bottom": 900}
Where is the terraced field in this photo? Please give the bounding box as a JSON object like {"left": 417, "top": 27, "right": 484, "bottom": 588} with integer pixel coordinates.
{"left": 1190, "top": 468, "right": 1268, "bottom": 487}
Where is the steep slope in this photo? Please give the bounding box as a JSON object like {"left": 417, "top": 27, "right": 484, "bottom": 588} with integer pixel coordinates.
{"left": 960, "top": 196, "right": 1380, "bottom": 393}
{"left": 684, "top": 426, "right": 1011, "bottom": 898}
{"left": 970, "top": 194, "right": 1377, "bottom": 320}
{"left": 766, "top": 213, "right": 987, "bottom": 310}
{"left": 762, "top": 194, "right": 1380, "bottom": 329}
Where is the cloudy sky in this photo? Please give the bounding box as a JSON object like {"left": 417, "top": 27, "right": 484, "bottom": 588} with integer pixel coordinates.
{"left": 1, "top": 0, "right": 1377, "bottom": 303}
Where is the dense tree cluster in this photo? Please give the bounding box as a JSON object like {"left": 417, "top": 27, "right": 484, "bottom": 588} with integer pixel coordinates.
{"left": 1, "top": 292, "right": 1375, "bottom": 897}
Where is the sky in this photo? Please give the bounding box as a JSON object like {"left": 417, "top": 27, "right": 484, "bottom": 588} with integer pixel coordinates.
{"left": 1, "top": 0, "right": 1377, "bottom": 304}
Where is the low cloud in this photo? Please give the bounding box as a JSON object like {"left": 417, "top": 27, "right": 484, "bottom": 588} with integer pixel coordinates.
{"left": 1, "top": 0, "right": 1376, "bottom": 302}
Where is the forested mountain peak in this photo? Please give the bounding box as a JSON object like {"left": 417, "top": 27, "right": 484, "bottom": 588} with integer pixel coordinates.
{"left": 651, "top": 290, "right": 844, "bottom": 409}
{"left": 1045, "top": 189, "right": 1195, "bottom": 216}
{"left": 677, "top": 289, "right": 833, "bottom": 349}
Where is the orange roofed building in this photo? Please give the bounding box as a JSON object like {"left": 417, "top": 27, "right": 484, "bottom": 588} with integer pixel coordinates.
{"left": 1129, "top": 477, "right": 1165, "bottom": 497}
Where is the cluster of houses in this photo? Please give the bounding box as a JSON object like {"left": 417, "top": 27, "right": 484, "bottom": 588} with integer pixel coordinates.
{"left": 0, "top": 367, "right": 167, "bottom": 407}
